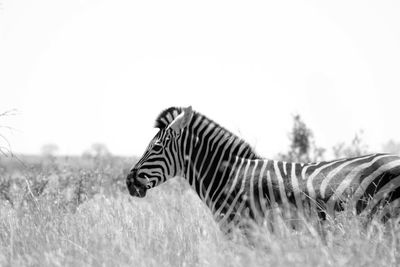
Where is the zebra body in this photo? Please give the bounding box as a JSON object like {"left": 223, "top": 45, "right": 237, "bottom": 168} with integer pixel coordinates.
{"left": 127, "top": 106, "right": 400, "bottom": 226}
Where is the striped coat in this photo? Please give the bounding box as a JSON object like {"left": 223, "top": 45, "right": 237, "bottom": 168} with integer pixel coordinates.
{"left": 127, "top": 106, "right": 400, "bottom": 227}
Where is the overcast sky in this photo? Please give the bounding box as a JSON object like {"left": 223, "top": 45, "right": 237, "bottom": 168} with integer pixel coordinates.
{"left": 1, "top": 0, "right": 400, "bottom": 158}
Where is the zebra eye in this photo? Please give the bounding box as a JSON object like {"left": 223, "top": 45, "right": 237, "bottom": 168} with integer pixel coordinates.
{"left": 153, "top": 142, "right": 163, "bottom": 150}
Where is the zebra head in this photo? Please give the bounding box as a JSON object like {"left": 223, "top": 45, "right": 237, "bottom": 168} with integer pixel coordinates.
{"left": 127, "top": 106, "right": 193, "bottom": 197}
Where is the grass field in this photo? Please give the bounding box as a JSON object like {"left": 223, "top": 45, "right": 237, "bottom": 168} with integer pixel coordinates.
{"left": 0, "top": 155, "right": 399, "bottom": 267}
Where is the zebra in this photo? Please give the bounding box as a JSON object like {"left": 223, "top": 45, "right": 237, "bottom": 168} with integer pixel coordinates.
{"left": 126, "top": 106, "right": 400, "bottom": 228}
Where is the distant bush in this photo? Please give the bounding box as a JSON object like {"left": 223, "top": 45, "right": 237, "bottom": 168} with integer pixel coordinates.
{"left": 278, "top": 114, "right": 325, "bottom": 163}
{"left": 382, "top": 139, "right": 400, "bottom": 155}
{"left": 332, "top": 131, "right": 370, "bottom": 158}
{"left": 41, "top": 143, "right": 59, "bottom": 157}
{"left": 0, "top": 155, "right": 133, "bottom": 211}
{"left": 82, "top": 143, "right": 112, "bottom": 158}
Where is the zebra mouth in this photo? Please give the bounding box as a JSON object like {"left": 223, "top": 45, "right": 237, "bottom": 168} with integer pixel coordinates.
{"left": 127, "top": 171, "right": 151, "bottom": 198}
{"left": 127, "top": 175, "right": 148, "bottom": 198}
{"left": 129, "top": 184, "right": 147, "bottom": 198}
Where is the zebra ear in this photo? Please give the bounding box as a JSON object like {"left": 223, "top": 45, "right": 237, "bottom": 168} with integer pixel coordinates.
{"left": 167, "top": 106, "right": 193, "bottom": 132}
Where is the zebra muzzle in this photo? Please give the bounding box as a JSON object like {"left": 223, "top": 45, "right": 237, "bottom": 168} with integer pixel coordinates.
{"left": 126, "top": 170, "right": 148, "bottom": 198}
{"left": 132, "top": 185, "right": 147, "bottom": 198}
{"left": 127, "top": 181, "right": 147, "bottom": 198}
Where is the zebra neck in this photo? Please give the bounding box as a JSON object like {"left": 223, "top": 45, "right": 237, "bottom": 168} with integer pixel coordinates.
{"left": 181, "top": 113, "right": 258, "bottom": 207}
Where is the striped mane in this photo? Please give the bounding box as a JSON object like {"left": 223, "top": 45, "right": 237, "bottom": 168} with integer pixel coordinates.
{"left": 155, "top": 106, "right": 260, "bottom": 159}
{"left": 154, "top": 107, "right": 184, "bottom": 129}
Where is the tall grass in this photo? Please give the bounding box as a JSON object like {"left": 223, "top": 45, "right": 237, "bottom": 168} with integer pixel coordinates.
{"left": 0, "top": 155, "right": 399, "bottom": 266}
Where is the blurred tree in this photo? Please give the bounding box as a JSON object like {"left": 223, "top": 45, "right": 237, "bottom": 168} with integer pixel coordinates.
{"left": 83, "top": 143, "right": 112, "bottom": 158}
{"left": 41, "top": 143, "right": 59, "bottom": 157}
{"left": 278, "top": 114, "right": 325, "bottom": 163}
{"left": 381, "top": 139, "right": 400, "bottom": 155}
{"left": 332, "top": 131, "right": 369, "bottom": 158}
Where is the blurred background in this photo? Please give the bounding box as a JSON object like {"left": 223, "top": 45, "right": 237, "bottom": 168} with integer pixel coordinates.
{"left": 1, "top": 0, "right": 400, "bottom": 159}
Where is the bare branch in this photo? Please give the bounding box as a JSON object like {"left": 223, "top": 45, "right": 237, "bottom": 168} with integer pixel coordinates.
{"left": 0, "top": 133, "right": 11, "bottom": 148}
{"left": 0, "top": 109, "right": 18, "bottom": 117}
{"left": 0, "top": 146, "right": 11, "bottom": 156}
{"left": 0, "top": 108, "right": 28, "bottom": 168}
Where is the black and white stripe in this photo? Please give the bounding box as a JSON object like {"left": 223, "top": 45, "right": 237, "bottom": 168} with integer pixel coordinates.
{"left": 126, "top": 106, "right": 400, "bottom": 226}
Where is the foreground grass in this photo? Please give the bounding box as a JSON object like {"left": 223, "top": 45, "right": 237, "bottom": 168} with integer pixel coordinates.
{"left": 0, "top": 156, "right": 399, "bottom": 266}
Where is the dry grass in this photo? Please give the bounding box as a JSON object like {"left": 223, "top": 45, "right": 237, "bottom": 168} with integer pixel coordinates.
{"left": 0, "top": 155, "right": 399, "bottom": 267}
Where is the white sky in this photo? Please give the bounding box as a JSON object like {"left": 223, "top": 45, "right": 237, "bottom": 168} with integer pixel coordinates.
{"left": 1, "top": 0, "right": 400, "bottom": 158}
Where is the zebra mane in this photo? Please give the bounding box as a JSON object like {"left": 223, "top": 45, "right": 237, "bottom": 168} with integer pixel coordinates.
{"left": 155, "top": 106, "right": 260, "bottom": 159}
{"left": 154, "top": 107, "right": 184, "bottom": 129}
